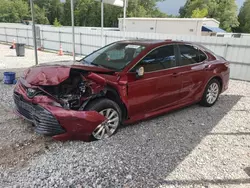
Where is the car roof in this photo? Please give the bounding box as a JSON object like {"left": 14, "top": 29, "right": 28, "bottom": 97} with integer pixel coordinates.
{"left": 118, "top": 40, "right": 209, "bottom": 50}
{"left": 117, "top": 39, "right": 183, "bottom": 46}
{"left": 115, "top": 40, "right": 212, "bottom": 54}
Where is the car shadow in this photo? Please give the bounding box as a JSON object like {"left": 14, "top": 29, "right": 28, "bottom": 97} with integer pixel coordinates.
{"left": 101, "top": 94, "right": 246, "bottom": 187}
{"left": 245, "top": 167, "right": 250, "bottom": 177}
{"left": 160, "top": 178, "right": 250, "bottom": 186}
{"left": 4, "top": 55, "right": 18, "bottom": 57}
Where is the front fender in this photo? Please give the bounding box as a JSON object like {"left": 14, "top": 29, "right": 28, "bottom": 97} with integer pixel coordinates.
{"left": 41, "top": 104, "right": 106, "bottom": 141}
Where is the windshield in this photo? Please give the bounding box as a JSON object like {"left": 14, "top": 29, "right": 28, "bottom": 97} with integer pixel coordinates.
{"left": 81, "top": 42, "right": 146, "bottom": 71}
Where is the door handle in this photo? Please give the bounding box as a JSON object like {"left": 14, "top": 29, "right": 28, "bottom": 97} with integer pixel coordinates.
{"left": 205, "top": 64, "right": 210, "bottom": 71}
{"left": 172, "top": 72, "right": 180, "bottom": 77}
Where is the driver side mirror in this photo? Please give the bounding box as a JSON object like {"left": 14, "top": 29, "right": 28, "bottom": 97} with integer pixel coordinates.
{"left": 136, "top": 67, "right": 144, "bottom": 78}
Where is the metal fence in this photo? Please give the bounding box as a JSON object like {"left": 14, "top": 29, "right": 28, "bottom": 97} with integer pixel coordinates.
{"left": 0, "top": 23, "right": 250, "bottom": 81}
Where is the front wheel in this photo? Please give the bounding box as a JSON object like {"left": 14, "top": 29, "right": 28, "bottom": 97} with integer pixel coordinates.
{"left": 85, "top": 98, "right": 122, "bottom": 140}
{"left": 200, "top": 79, "right": 221, "bottom": 107}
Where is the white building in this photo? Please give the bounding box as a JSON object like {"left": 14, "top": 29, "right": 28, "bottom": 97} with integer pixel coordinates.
{"left": 118, "top": 17, "right": 225, "bottom": 36}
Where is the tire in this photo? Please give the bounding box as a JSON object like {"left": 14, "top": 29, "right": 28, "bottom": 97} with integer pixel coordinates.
{"left": 200, "top": 78, "right": 221, "bottom": 107}
{"left": 85, "top": 98, "right": 122, "bottom": 140}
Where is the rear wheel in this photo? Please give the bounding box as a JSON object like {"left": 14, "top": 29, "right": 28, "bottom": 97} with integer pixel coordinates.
{"left": 200, "top": 79, "right": 221, "bottom": 107}
{"left": 85, "top": 98, "right": 122, "bottom": 140}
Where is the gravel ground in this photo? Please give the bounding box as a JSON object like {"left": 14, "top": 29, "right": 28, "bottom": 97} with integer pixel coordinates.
{"left": 0, "top": 44, "right": 250, "bottom": 188}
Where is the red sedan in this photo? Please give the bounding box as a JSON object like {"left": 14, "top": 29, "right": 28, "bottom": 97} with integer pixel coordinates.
{"left": 14, "top": 40, "right": 230, "bottom": 141}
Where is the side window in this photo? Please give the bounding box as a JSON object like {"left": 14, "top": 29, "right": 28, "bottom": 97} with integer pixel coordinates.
{"left": 132, "top": 45, "right": 176, "bottom": 72}
{"left": 179, "top": 45, "right": 207, "bottom": 66}
{"left": 200, "top": 50, "right": 207, "bottom": 62}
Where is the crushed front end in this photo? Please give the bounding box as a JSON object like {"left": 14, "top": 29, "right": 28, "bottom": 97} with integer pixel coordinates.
{"left": 14, "top": 92, "right": 66, "bottom": 136}
{"left": 13, "top": 66, "right": 109, "bottom": 141}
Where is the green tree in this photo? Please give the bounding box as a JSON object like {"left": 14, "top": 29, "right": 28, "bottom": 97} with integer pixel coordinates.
{"left": 34, "top": 0, "right": 63, "bottom": 25}
{"left": 217, "top": 0, "right": 239, "bottom": 31}
{"left": 179, "top": 0, "right": 239, "bottom": 32}
{"left": 33, "top": 4, "right": 50, "bottom": 24}
{"left": 74, "top": 0, "right": 100, "bottom": 26}
{"left": 127, "top": 0, "right": 166, "bottom": 18}
{"left": 191, "top": 8, "right": 208, "bottom": 18}
{"left": 237, "top": 0, "right": 250, "bottom": 33}
{"left": 53, "top": 17, "right": 62, "bottom": 27}
{"left": 73, "top": 0, "right": 167, "bottom": 27}
{"left": 1, "top": 0, "right": 167, "bottom": 27}
{"left": 0, "top": 0, "right": 29, "bottom": 23}
{"left": 61, "top": 0, "right": 72, "bottom": 26}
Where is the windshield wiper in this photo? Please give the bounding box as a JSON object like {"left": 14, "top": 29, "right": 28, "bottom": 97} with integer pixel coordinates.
{"left": 81, "top": 60, "right": 108, "bottom": 69}
{"left": 81, "top": 59, "right": 91, "bottom": 65}
{"left": 91, "top": 63, "right": 109, "bottom": 69}
{"left": 91, "top": 63, "right": 117, "bottom": 71}
{"left": 91, "top": 62, "right": 103, "bottom": 67}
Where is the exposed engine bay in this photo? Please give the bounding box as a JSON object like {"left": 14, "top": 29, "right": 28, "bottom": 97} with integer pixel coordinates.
{"left": 33, "top": 70, "right": 106, "bottom": 110}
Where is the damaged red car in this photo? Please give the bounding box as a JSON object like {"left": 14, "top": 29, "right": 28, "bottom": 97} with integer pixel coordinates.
{"left": 14, "top": 40, "right": 230, "bottom": 141}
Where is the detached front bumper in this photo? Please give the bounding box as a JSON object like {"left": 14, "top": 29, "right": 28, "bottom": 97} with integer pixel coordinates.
{"left": 13, "top": 83, "right": 106, "bottom": 141}
{"left": 14, "top": 93, "right": 66, "bottom": 136}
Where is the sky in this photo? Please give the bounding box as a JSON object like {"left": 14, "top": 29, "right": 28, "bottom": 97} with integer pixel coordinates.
{"left": 157, "top": 0, "right": 245, "bottom": 15}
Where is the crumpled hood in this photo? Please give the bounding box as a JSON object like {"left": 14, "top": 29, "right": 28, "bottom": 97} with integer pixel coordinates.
{"left": 23, "top": 65, "right": 71, "bottom": 86}
{"left": 23, "top": 60, "right": 112, "bottom": 86}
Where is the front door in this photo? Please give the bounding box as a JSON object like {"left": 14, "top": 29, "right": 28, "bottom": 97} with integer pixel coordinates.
{"left": 126, "top": 44, "right": 182, "bottom": 118}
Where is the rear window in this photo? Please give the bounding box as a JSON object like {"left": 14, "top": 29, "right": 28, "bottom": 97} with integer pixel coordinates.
{"left": 178, "top": 45, "right": 207, "bottom": 66}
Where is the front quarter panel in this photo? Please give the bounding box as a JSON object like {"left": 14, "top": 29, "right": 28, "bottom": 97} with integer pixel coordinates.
{"left": 41, "top": 104, "right": 107, "bottom": 141}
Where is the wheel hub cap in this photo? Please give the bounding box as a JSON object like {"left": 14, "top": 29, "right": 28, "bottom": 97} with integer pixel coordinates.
{"left": 92, "top": 108, "right": 119, "bottom": 140}
{"left": 206, "top": 83, "right": 219, "bottom": 104}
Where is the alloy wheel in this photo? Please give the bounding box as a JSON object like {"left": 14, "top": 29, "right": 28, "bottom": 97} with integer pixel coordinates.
{"left": 206, "top": 82, "right": 219, "bottom": 104}
{"left": 92, "top": 108, "right": 119, "bottom": 140}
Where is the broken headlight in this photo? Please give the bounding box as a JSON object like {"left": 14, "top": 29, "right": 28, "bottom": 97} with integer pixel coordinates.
{"left": 49, "top": 101, "right": 62, "bottom": 108}
{"left": 26, "top": 88, "right": 42, "bottom": 98}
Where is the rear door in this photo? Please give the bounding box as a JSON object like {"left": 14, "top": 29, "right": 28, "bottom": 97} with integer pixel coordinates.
{"left": 176, "top": 44, "right": 209, "bottom": 103}
{"left": 126, "top": 44, "right": 182, "bottom": 117}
